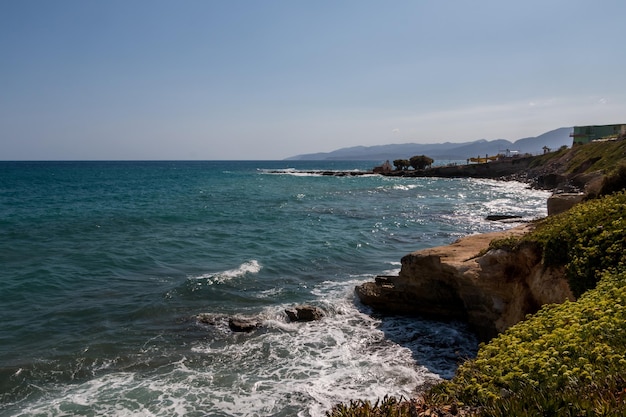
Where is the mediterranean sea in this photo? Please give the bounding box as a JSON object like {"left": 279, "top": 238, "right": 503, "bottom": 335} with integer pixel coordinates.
{"left": 0, "top": 160, "right": 551, "bottom": 416}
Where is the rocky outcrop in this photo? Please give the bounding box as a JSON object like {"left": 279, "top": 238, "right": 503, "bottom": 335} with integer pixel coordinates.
{"left": 355, "top": 225, "right": 575, "bottom": 341}
{"left": 195, "top": 306, "right": 325, "bottom": 334}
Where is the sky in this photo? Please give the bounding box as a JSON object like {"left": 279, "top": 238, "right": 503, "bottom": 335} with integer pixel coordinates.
{"left": 2, "top": 0, "right": 626, "bottom": 160}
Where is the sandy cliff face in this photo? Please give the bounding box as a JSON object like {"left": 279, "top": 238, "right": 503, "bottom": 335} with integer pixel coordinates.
{"left": 356, "top": 225, "right": 575, "bottom": 341}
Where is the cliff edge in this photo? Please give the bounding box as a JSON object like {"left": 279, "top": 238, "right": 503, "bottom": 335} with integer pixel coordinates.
{"left": 355, "top": 224, "right": 574, "bottom": 341}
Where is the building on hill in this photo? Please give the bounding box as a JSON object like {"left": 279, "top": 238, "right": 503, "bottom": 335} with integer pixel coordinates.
{"left": 570, "top": 124, "right": 626, "bottom": 145}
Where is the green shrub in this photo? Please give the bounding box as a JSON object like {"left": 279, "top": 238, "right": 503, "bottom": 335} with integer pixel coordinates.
{"left": 326, "top": 396, "right": 418, "bottom": 417}
{"left": 427, "top": 193, "right": 626, "bottom": 415}
{"left": 489, "top": 192, "right": 626, "bottom": 297}
{"left": 530, "top": 192, "right": 626, "bottom": 296}
{"left": 329, "top": 192, "right": 626, "bottom": 417}
{"left": 430, "top": 262, "right": 626, "bottom": 416}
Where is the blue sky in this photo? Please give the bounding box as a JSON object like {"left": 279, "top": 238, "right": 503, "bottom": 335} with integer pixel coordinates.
{"left": 2, "top": 0, "right": 625, "bottom": 160}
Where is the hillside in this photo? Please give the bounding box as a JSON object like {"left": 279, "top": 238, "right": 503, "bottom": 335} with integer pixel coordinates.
{"left": 524, "top": 137, "right": 626, "bottom": 194}
{"left": 375, "top": 137, "right": 626, "bottom": 198}
{"left": 286, "top": 127, "right": 572, "bottom": 161}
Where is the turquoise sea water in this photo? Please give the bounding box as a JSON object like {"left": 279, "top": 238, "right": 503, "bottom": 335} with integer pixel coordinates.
{"left": 0, "top": 161, "right": 551, "bottom": 416}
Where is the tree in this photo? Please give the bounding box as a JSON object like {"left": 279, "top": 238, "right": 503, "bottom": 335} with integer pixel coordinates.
{"left": 393, "top": 159, "right": 410, "bottom": 171}
{"left": 409, "top": 155, "right": 434, "bottom": 170}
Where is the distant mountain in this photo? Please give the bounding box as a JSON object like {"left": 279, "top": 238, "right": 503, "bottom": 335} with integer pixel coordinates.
{"left": 285, "top": 127, "right": 573, "bottom": 161}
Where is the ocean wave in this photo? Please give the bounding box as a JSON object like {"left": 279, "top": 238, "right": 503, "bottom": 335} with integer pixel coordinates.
{"left": 9, "top": 279, "right": 478, "bottom": 417}
{"left": 190, "top": 260, "right": 262, "bottom": 285}
{"left": 190, "top": 279, "right": 437, "bottom": 416}
{"left": 259, "top": 168, "right": 375, "bottom": 178}
{"left": 390, "top": 183, "right": 419, "bottom": 191}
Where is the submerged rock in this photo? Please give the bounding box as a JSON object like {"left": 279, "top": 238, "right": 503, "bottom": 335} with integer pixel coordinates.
{"left": 196, "top": 313, "right": 228, "bottom": 326}
{"left": 196, "top": 313, "right": 261, "bottom": 332}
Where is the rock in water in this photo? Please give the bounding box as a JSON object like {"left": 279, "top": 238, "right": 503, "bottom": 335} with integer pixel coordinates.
{"left": 228, "top": 316, "right": 260, "bottom": 332}
{"left": 285, "top": 305, "right": 325, "bottom": 322}
{"left": 485, "top": 214, "right": 522, "bottom": 221}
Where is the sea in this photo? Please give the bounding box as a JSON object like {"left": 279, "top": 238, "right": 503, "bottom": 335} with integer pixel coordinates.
{"left": 0, "top": 160, "right": 552, "bottom": 417}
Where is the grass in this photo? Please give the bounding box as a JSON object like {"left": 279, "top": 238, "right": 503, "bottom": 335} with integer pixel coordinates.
{"left": 529, "top": 140, "right": 626, "bottom": 176}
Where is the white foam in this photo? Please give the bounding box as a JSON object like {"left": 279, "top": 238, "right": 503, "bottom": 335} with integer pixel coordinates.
{"left": 191, "top": 291, "right": 432, "bottom": 416}
{"left": 15, "top": 278, "right": 476, "bottom": 417}
{"left": 190, "top": 260, "right": 261, "bottom": 285}
{"left": 391, "top": 184, "right": 419, "bottom": 191}
{"left": 260, "top": 168, "right": 375, "bottom": 178}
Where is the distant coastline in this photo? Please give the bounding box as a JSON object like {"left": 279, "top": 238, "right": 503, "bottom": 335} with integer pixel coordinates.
{"left": 286, "top": 127, "right": 572, "bottom": 161}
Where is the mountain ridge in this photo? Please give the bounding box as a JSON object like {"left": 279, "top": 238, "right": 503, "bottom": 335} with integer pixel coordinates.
{"left": 286, "top": 127, "right": 573, "bottom": 161}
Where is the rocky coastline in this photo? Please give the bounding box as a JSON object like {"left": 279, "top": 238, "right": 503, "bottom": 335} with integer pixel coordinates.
{"left": 278, "top": 150, "right": 606, "bottom": 342}
{"left": 355, "top": 149, "right": 608, "bottom": 341}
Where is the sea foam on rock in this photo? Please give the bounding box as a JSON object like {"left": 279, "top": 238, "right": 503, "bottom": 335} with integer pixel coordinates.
{"left": 195, "top": 304, "right": 325, "bottom": 334}
{"left": 355, "top": 224, "right": 575, "bottom": 341}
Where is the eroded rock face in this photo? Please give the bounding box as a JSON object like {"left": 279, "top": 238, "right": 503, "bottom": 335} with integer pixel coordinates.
{"left": 355, "top": 225, "right": 575, "bottom": 341}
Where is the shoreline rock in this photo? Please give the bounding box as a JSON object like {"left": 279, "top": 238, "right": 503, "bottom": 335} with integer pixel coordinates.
{"left": 355, "top": 224, "right": 575, "bottom": 341}
{"left": 285, "top": 305, "right": 325, "bottom": 322}
{"left": 547, "top": 192, "right": 585, "bottom": 215}
{"left": 228, "top": 316, "right": 261, "bottom": 332}
{"left": 194, "top": 305, "right": 325, "bottom": 334}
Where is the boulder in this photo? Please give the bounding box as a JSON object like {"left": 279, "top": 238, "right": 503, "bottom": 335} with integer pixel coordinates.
{"left": 285, "top": 305, "right": 325, "bottom": 322}
{"left": 228, "top": 316, "right": 261, "bottom": 332}
{"left": 547, "top": 193, "right": 585, "bottom": 215}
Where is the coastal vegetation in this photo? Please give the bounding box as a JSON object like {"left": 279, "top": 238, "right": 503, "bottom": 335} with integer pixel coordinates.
{"left": 409, "top": 155, "right": 434, "bottom": 170}
{"left": 427, "top": 191, "right": 626, "bottom": 415}
{"left": 393, "top": 155, "right": 434, "bottom": 171}
{"left": 530, "top": 139, "right": 626, "bottom": 176}
{"left": 329, "top": 141, "right": 626, "bottom": 416}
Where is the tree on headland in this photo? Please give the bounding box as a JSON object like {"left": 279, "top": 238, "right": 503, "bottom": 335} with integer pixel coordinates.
{"left": 409, "top": 155, "right": 434, "bottom": 170}
{"left": 393, "top": 159, "right": 410, "bottom": 171}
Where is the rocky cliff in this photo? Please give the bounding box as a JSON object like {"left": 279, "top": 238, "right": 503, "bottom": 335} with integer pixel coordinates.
{"left": 355, "top": 224, "right": 575, "bottom": 341}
